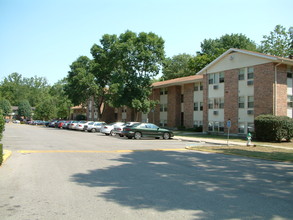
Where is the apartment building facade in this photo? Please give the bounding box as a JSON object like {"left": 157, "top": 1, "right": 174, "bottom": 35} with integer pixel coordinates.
{"left": 86, "top": 49, "right": 293, "bottom": 135}
{"left": 152, "top": 49, "right": 293, "bottom": 134}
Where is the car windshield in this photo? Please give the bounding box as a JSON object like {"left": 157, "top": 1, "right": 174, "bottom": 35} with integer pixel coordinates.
{"left": 88, "top": 122, "right": 94, "bottom": 125}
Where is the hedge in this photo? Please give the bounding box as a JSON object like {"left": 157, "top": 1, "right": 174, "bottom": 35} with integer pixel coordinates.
{"left": 255, "top": 115, "right": 293, "bottom": 142}
{"left": 0, "top": 110, "right": 4, "bottom": 165}
{"left": 0, "top": 144, "right": 2, "bottom": 166}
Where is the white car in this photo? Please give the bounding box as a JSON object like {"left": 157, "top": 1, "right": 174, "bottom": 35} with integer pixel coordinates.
{"left": 75, "top": 121, "right": 93, "bottom": 131}
{"left": 85, "top": 121, "right": 105, "bottom": 132}
{"left": 68, "top": 121, "right": 79, "bottom": 130}
{"left": 100, "top": 122, "right": 125, "bottom": 136}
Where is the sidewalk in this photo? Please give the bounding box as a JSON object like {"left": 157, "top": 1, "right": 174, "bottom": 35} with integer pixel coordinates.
{"left": 174, "top": 135, "right": 293, "bottom": 150}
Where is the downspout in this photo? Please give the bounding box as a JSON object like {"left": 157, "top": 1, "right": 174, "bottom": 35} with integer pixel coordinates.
{"left": 274, "top": 61, "right": 283, "bottom": 115}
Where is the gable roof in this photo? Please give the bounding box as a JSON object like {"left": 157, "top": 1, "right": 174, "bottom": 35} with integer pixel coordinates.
{"left": 152, "top": 74, "right": 203, "bottom": 88}
{"left": 196, "top": 48, "right": 293, "bottom": 75}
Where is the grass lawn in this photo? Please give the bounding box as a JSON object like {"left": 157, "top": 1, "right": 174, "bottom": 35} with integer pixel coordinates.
{"left": 174, "top": 131, "right": 293, "bottom": 148}
{"left": 186, "top": 145, "right": 293, "bottom": 163}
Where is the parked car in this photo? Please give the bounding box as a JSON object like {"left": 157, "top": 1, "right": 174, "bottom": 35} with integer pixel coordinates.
{"left": 122, "top": 123, "right": 174, "bottom": 140}
{"left": 68, "top": 121, "right": 79, "bottom": 130}
{"left": 85, "top": 121, "right": 105, "bottom": 132}
{"left": 114, "top": 122, "right": 140, "bottom": 137}
{"left": 100, "top": 122, "right": 125, "bottom": 136}
{"left": 75, "top": 121, "right": 93, "bottom": 131}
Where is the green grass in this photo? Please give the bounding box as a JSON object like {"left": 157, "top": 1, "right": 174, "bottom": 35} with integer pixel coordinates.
{"left": 174, "top": 131, "right": 293, "bottom": 148}
{"left": 187, "top": 145, "right": 293, "bottom": 162}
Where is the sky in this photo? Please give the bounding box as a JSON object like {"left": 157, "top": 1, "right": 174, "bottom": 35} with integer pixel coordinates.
{"left": 0, "top": 0, "right": 292, "bottom": 85}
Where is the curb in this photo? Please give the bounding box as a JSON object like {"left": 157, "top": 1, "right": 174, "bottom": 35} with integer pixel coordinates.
{"left": 1, "top": 150, "right": 12, "bottom": 166}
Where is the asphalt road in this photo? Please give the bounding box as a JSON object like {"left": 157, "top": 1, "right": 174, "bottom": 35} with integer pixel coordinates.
{"left": 1, "top": 123, "right": 293, "bottom": 220}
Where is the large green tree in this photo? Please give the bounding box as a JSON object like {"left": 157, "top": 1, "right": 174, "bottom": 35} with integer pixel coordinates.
{"left": 18, "top": 100, "right": 32, "bottom": 119}
{"left": 260, "top": 25, "right": 293, "bottom": 57}
{"left": 34, "top": 98, "right": 57, "bottom": 120}
{"left": 106, "top": 31, "right": 165, "bottom": 119}
{"left": 162, "top": 53, "right": 193, "bottom": 80}
{"left": 0, "top": 99, "right": 12, "bottom": 116}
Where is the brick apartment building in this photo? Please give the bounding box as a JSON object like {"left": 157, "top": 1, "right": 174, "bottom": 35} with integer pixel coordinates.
{"left": 86, "top": 48, "right": 293, "bottom": 135}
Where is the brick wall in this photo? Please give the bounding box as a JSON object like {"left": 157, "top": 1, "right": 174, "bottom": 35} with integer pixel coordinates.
{"left": 183, "top": 83, "right": 194, "bottom": 128}
{"left": 167, "top": 86, "right": 181, "bottom": 127}
{"left": 254, "top": 63, "right": 275, "bottom": 116}
{"left": 276, "top": 64, "right": 288, "bottom": 116}
{"left": 203, "top": 74, "right": 209, "bottom": 132}
{"left": 224, "top": 69, "right": 239, "bottom": 134}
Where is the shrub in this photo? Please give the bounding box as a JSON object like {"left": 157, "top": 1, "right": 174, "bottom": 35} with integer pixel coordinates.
{"left": 0, "top": 144, "right": 2, "bottom": 166}
{"left": 255, "top": 115, "right": 293, "bottom": 142}
{"left": 0, "top": 110, "right": 4, "bottom": 141}
{"left": 76, "top": 114, "right": 87, "bottom": 121}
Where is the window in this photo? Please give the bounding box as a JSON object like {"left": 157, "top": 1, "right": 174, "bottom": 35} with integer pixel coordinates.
{"left": 219, "top": 72, "right": 225, "bottom": 83}
{"left": 160, "top": 104, "right": 168, "bottom": 112}
{"left": 208, "top": 74, "right": 214, "bottom": 84}
{"left": 239, "top": 68, "right": 245, "bottom": 80}
{"left": 194, "top": 83, "right": 199, "bottom": 91}
{"left": 219, "top": 98, "right": 224, "bottom": 109}
{"left": 208, "top": 99, "right": 213, "bottom": 109}
{"left": 288, "top": 72, "right": 293, "bottom": 78}
{"left": 248, "top": 123, "right": 255, "bottom": 133}
{"left": 239, "top": 96, "right": 245, "bottom": 108}
{"left": 238, "top": 123, "right": 245, "bottom": 134}
{"left": 199, "top": 82, "right": 203, "bottom": 90}
{"left": 160, "top": 88, "right": 168, "bottom": 95}
{"left": 288, "top": 95, "right": 293, "bottom": 108}
{"left": 181, "top": 94, "right": 184, "bottom": 103}
{"left": 247, "top": 67, "right": 254, "bottom": 79}
{"left": 208, "top": 122, "right": 213, "bottom": 131}
{"left": 214, "top": 98, "right": 219, "bottom": 109}
{"left": 219, "top": 122, "right": 224, "bottom": 132}
{"left": 194, "top": 102, "right": 198, "bottom": 111}
{"left": 200, "top": 102, "right": 203, "bottom": 111}
{"left": 248, "top": 96, "right": 254, "bottom": 108}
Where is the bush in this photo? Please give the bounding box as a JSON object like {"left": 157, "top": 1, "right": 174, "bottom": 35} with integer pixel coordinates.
{"left": 0, "top": 144, "right": 2, "bottom": 166}
{"left": 76, "top": 114, "right": 87, "bottom": 120}
{"left": 255, "top": 115, "right": 293, "bottom": 142}
{"left": 0, "top": 110, "right": 4, "bottom": 141}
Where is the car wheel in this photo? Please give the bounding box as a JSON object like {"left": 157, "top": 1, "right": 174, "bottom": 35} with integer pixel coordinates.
{"left": 134, "top": 132, "right": 142, "bottom": 140}
{"left": 105, "top": 133, "right": 109, "bottom": 136}
{"left": 110, "top": 130, "right": 115, "bottom": 136}
{"left": 91, "top": 128, "right": 96, "bottom": 133}
{"left": 163, "top": 132, "right": 170, "bottom": 140}
{"left": 119, "top": 134, "right": 124, "bottom": 137}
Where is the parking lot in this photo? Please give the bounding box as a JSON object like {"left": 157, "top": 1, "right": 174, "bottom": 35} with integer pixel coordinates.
{"left": 1, "top": 123, "right": 293, "bottom": 220}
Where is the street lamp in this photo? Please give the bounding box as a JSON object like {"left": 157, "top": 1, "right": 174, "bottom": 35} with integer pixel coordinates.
{"left": 289, "top": 27, "right": 293, "bottom": 59}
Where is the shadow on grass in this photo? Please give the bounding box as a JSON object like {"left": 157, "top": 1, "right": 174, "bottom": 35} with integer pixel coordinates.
{"left": 70, "top": 150, "right": 293, "bottom": 219}
{"left": 209, "top": 148, "right": 293, "bottom": 163}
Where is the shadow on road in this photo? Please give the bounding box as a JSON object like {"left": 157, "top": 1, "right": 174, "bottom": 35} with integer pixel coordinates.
{"left": 70, "top": 150, "right": 293, "bottom": 219}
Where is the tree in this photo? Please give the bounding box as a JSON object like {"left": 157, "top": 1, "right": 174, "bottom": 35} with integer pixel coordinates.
{"left": 50, "top": 79, "right": 72, "bottom": 119}
{"left": 106, "top": 31, "right": 165, "bottom": 120}
{"left": 188, "top": 33, "right": 258, "bottom": 74}
{"left": 90, "top": 34, "right": 120, "bottom": 119}
{"left": 34, "top": 98, "right": 57, "bottom": 120}
{"left": 162, "top": 53, "right": 193, "bottom": 80}
{"left": 0, "top": 99, "right": 12, "bottom": 116}
{"left": 18, "top": 100, "right": 32, "bottom": 119}
{"left": 0, "top": 73, "right": 50, "bottom": 107}
{"left": 260, "top": 25, "right": 293, "bottom": 57}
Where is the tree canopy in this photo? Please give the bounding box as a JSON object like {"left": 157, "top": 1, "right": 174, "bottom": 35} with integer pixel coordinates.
{"left": 260, "top": 25, "right": 293, "bottom": 57}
